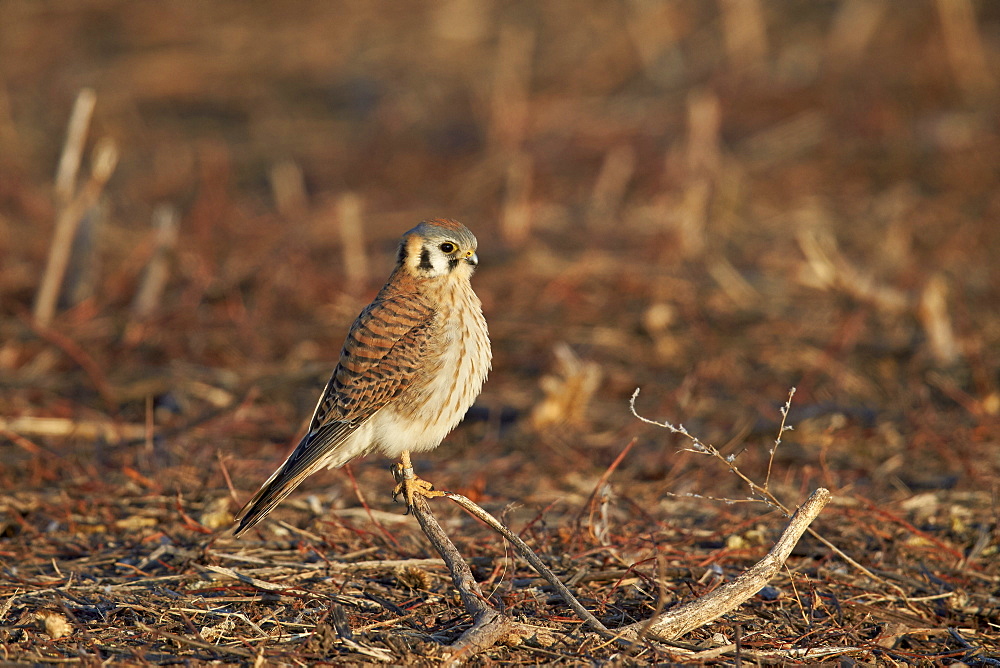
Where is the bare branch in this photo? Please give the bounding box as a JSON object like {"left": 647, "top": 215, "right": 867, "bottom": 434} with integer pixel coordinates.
{"left": 407, "top": 494, "right": 513, "bottom": 665}
{"left": 617, "top": 487, "right": 831, "bottom": 641}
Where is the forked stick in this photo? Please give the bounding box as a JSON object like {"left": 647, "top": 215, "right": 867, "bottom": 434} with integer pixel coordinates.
{"left": 432, "top": 491, "right": 613, "bottom": 638}
{"left": 409, "top": 486, "right": 830, "bottom": 651}
{"left": 407, "top": 494, "right": 512, "bottom": 664}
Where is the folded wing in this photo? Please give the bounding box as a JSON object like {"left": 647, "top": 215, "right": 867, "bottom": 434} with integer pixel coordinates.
{"left": 234, "top": 294, "right": 435, "bottom": 535}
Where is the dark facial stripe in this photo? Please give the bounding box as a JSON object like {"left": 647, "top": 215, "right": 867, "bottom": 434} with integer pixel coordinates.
{"left": 448, "top": 257, "right": 460, "bottom": 271}
{"left": 419, "top": 248, "right": 433, "bottom": 271}
{"left": 397, "top": 244, "right": 408, "bottom": 265}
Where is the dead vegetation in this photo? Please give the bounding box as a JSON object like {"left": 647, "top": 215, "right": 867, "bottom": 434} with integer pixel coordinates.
{"left": 1, "top": 1, "right": 999, "bottom": 664}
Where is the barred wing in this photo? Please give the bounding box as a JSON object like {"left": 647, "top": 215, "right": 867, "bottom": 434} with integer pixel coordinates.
{"left": 234, "top": 295, "right": 435, "bottom": 535}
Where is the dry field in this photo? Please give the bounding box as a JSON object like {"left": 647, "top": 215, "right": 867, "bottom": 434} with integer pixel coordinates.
{"left": 1, "top": 2, "right": 998, "bottom": 665}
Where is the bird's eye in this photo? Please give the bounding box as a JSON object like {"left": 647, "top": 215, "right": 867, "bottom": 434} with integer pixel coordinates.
{"left": 439, "top": 242, "right": 456, "bottom": 253}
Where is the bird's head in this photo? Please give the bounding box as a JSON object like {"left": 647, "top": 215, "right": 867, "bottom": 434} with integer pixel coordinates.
{"left": 398, "top": 219, "right": 479, "bottom": 280}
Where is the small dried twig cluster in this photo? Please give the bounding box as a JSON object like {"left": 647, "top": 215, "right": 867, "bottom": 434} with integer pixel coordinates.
{"left": 630, "top": 386, "right": 894, "bottom": 591}
{"left": 394, "top": 387, "right": 831, "bottom": 663}
{"left": 404, "top": 477, "right": 829, "bottom": 662}
{"left": 630, "top": 387, "right": 796, "bottom": 512}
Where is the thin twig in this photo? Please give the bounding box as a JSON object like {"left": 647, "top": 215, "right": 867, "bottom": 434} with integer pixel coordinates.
{"left": 573, "top": 437, "right": 637, "bottom": 539}
{"left": 136, "top": 621, "right": 254, "bottom": 658}
{"left": 630, "top": 387, "right": 897, "bottom": 593}
{"left": 765, "top": 387, "right": 796, "bottom": 489}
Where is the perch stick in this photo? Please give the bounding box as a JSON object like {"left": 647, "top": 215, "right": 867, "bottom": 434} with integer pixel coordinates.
{"left": 437, "top": 487, "right": 829, "bottom": 644}
{"left": 440, "top": 491, "right": 615, "bottom": 638}
{"left": 407, "top": 494, "right": 513, "bottom": 663}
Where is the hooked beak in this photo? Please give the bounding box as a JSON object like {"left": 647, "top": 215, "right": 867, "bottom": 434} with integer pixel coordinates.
{"left": 465, "top": 251, "right": 479, "bottom": 266}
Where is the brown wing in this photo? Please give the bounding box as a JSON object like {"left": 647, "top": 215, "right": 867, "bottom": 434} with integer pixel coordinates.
{"left": 234, "top": 294, "right": 435, "bottom": 535}
{"left": 311, "top": 292, "right": 436, "bottom": 428}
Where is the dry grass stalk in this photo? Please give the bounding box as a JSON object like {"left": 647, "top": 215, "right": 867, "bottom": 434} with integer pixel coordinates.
{"left": 34, "top": 135, "right": 118, "bottom": 327}
{"left": 676, "top": 179, "right": 711, "bottom": 258}
{"left": 60, "top": 201, "right": 105, "bottom": 309}
{"left": 586, "top": 144, "right": 635, "bottom": 228}
{"left": 499, "top": 152, "right": 534, "bottom": 247}
{"left": 826, "top": 0, "right": 887, "bottom": 67}
{"left": 624, "top": 2, "right": 683, "bottom": 84}
{"left": 336, "top": 192, "right": 370, "bottom": 290}
{"left": 797, "top": 227, "right": 909, "bottom": 313}
{"left": 705, "top": 253, "right": 760, "bottom": 306}
{"left": 676, "top": 91, "right": 722, "bottom": 257}
{"left": 37, "top": 87, "right": 103, "bottom": 318}
{"left": 799, "top": 228, "right": 962, "bottom": 368}
{"left": 685, "top": 90, "right": 722, "bottom": 179}
{"left": 203, "top": 564, "right": 326, "bottom": 600}
{"left": 740, "top": 112, "right": 827, "bottom": 167}
{"left": 131, "top": 204, "right": 179, "bottom": 319}
{"left": 935, "top": 0, "right": 996, "bottom": 99}
{"left": 488, "top": 22, "right": 535, "bottom": 155}
{"left": 918, "top": 273, "right": 959, "bottom": 366}
{"left": 718, "top": 0, "right": 768, "bottom": 77}
{"left": 0, "top": 416, "right": 147, "bottom": 441}
{"left": 53, "top": 88, "right": 96, "bottom": 205}
{"left": 269, "top": 159, "right": 308, "bottom": 218}
{"left": 432, "top": 0, "right": 491, "bottom": 42}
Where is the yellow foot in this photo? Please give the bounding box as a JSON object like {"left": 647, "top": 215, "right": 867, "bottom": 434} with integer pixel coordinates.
{"left": 391, "top": 463, "right": 445, "bottom": 507}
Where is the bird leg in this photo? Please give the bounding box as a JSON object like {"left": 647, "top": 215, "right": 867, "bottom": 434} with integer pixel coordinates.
{"left": 391, "top": 450, "right": 445, "bottom": 507}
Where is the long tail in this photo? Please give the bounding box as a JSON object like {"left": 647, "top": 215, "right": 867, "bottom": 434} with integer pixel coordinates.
{"left": 234, "top": 420, "right": 363, "bottom": 536}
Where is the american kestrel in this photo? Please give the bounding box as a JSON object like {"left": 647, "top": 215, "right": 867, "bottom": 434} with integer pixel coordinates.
{"left": 234, "top": 219, "right": 491, "bottom": 536}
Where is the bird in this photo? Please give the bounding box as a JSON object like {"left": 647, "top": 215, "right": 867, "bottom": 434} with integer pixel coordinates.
{"left": 234, "top": 219, "right": 491, "bottom": 537}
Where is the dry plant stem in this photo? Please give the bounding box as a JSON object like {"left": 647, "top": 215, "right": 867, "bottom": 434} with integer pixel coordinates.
{"left": 827, "top": 0, "right": 887, "bottom": 67}
{"left": 136, "top": 622, "right": 253, "bottom": 659}
{"left": 407, "top": 494, "right": 512, "bottom": 662}
{"left": 34, "top": 137, "right": 119, "bottom": 327}
{"left": 630, "top": 388, "right": 891, "bottom": 591}
{"left": 935, "top": 0, "right": 996, "bottom": 98}
{"left": 131, "top": 204, "right": 179, "bottom": 319}
{"left": 337, "top": 192, "right": 369, "bottom": 290}
{"left": 440, "top": 491, "right": 615, "bottom": 638}
{"left": 54, "top": 88, "right": 96, "bottom": 204}
{"left": 719, "top": 0, "right": 768, "bottom": 75}
{"left": 441, "top": 489, "right": 832, "bottom": 647}
{"left": 618, "top": 487, "right": 832, "bottom": 642}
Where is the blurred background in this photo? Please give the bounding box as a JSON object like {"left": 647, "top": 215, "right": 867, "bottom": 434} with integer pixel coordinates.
{"left": 2, "top": 0, "right": 998, "bottom": 511}
{"left": 1, "top": 0, "right": 999, "bottom": 660}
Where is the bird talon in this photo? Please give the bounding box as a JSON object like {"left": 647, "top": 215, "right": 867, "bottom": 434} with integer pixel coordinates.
{"left": 392, "top": 475, "right": 445, "bottom": 507}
